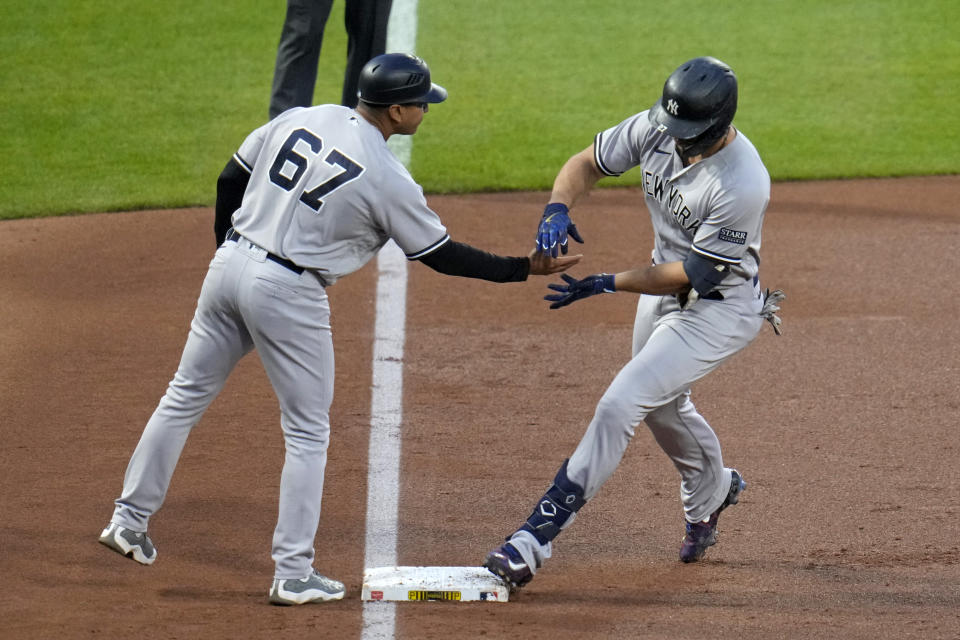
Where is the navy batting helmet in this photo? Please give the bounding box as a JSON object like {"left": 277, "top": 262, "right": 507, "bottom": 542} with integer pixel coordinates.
{"left": 648, "top": 56, "right": 737, "bottom": 154}
{"left": 357, "top": 53, "right": 447, "bottom": 106}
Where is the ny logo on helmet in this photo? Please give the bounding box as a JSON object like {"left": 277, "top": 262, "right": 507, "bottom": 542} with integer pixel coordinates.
{"left": 666, "top": 99, "right": 680, "bottom": 116}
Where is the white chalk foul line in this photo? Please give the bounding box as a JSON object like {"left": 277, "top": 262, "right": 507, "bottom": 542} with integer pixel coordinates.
{"left": 362, "top": 1, "right": 418, "bottom": 638}
{"left": 362, "top": 240, "right": 406, "bottom": 639}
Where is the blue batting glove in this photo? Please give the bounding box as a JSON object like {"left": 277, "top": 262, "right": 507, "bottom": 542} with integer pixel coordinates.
{"left": 544, "top": 273, "right": 616, "bottom": 309}
{"left": 536, "top": 203, "right": 585, "bottom": 258}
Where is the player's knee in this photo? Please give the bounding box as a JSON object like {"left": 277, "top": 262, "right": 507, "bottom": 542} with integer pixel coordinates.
{"left": 643, "top": 408, "right": 669, "bottom": 431}
{"left": 644, "top": 395, "right": 700, "bottom": 433}
{"left": 280, "top": 415, "right": 330, "bottom": 451}
{"left": 159, "top": 376, "right": 222, "bottom": 417}
{"left": 593, "top": 393, "right": 639, "bottom": 435}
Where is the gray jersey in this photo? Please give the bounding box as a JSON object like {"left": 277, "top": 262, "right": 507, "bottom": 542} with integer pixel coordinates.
{"left": 231, "top": 105, "right": 449, "bottom": 285}
{"left": 107, "top": 104, "right": 454, "bottom": 582}
{"left": 504, "top": 115, "right": 774, "bottom": 573}
{"left": 593, "top": 110, "right": 770, "bottom": 295}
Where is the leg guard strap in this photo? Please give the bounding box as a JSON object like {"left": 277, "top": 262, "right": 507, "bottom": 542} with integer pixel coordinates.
{"left": 520, "top": 459, "right": 587, "bottom": 545}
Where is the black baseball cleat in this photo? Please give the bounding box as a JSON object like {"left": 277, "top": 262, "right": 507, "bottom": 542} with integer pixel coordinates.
{"left": 679, "top": 469, "right": 746, "bottom": 563}
{"left": 483, "top": 542, "right": 533, "bottom": 590}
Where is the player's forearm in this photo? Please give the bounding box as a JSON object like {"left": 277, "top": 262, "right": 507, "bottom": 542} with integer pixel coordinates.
{"left": 548, "top": 146, "right": 603, "bottom": 208}
{"left": 612, "top": 261, "right": 690, "bottom": 295}
{"left": 418, "top": 239, "right": 530, "bottom": 282}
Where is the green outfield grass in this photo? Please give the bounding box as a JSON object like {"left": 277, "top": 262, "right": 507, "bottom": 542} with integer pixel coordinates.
{"left": 1, "top": 0, "right": 957, "bottom": 219}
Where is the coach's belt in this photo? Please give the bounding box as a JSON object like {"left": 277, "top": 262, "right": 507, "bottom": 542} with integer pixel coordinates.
{"left": 225, "top": 229, "right": 304, "bottom": 275}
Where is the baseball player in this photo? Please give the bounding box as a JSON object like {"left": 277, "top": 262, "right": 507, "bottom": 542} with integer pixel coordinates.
{"left": 483, "top": 56, "right": 785, "bottom": 590}
{"left": 98, "top": 53, "right": 580, "bottom": 605}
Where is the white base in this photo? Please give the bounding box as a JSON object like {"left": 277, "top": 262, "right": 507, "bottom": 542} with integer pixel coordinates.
{"left": 361, "top": 566, "right": 509, "bottom": 602}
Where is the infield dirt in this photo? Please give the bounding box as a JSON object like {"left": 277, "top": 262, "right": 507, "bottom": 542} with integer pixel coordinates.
{"left": 1, "top": 176, "right": 958, "bottom": 639}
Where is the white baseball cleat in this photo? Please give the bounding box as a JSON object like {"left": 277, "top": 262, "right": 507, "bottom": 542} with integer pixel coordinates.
{"left": 269, "top": 570, "right": 346, "bottom": 605}
{"left": 98, "top": 523, "right": 157, "bottom": 565}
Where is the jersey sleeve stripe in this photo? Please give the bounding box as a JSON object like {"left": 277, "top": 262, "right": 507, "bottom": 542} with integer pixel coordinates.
{"left": 405, "top": 234, "right": 451, "bottom": 260}
{"left": 232, "top": 153, "right": 253, "bottom": 174}
{"left": 691, "top": 244, "right": 742, "bottom": 265}
{"left": 593, "top": 132, "right": 621, "bottom": 177}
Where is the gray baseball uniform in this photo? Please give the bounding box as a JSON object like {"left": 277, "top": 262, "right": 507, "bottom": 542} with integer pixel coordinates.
{"left": 567, "top": 112, "right": 769, "bottom": 513}
{"left": 108, "top": 104, "right": 449, "bottom": 579}
{"left": 508, "top": 111, "right": 770, "bottom": 568}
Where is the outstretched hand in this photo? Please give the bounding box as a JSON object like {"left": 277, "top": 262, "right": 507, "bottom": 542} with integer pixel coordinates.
{"left": 528, "top": 249, "right": 582, "bottom": 275}
{"left": 544, "top": 272, "right": 615, "bottom": 309}
{"left": 536, "top": 203, "right": 585, "bottom": 258}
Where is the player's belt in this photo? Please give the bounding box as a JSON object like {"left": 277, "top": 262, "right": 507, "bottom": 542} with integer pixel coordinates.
{"left": 678, "top": 276, "right": 760, "bottom": 305}
{"left": 225, "top": 229, "right": 305, "bottom": 275}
